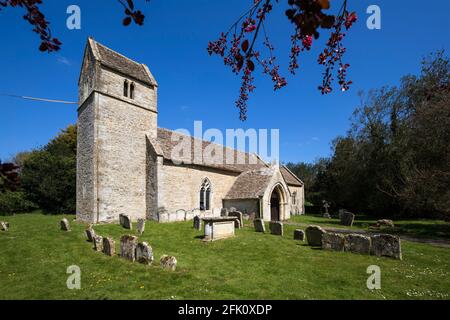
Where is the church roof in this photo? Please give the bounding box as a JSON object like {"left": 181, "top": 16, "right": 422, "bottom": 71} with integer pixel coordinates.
{"left": 88, "top": 38, "right": 157, "bottom": 86}
{"left": 224, "top": 167, "right": 275, "bottom": 200}
{"left": 280, "top": 166, "right": 304, "bottom": 186}
{"left": 155, "top": 128, "right": 267, "bottom": 173}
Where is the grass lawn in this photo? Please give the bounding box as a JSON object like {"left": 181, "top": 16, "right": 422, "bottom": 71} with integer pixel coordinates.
{"left": 0, "top": 214, "right": 449, "bottom": 300}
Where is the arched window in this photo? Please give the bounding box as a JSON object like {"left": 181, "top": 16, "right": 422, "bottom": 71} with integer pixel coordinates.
{"left": 199, "top": 178, "right": 211, "bottom": 211}
{"left": 292, "top": 191, "right": 297, "bottom": 205}
{"left": 130, "top": 82, "right": 135, "bottom": 99}
{"left": 123, "top": 80, "right": 129, "bottom": 97}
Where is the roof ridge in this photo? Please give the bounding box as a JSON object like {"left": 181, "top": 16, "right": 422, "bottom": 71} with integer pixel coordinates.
{"left": 93, "top": 39, "right": 143, "bottom": 67}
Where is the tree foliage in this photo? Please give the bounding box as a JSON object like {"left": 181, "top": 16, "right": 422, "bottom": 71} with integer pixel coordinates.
{"left": 310, "top": 51, "right": 450, "bottom": 218}
{"left": 20, "top": 125, "right": 77, "bottom": 214}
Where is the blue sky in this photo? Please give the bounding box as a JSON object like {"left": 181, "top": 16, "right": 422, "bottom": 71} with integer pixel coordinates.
{"left": 0, "top": 0, "right": 449, "bottom": 163}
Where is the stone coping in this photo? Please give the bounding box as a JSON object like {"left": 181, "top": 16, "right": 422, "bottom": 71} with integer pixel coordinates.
{"left": 202, "top": 217, "right": 238, "bottom": 223}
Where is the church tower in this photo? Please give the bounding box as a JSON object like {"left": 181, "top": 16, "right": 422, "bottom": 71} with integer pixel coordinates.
{"left": 76, "top": 38, "right": 158, "bottom": 223}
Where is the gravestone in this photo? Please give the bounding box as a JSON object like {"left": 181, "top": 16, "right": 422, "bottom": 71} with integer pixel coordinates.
{"left": 253, "top": 219, "right": 265, "bottom": 233}
{"left": 185, "top": 210, "right": 194, "bottom": 221}
{"left": 160, "top": 255, "right": 177, "bottom": 271}
{"left": 137, "top": 218, "right": 145, "bottom": 235}
{"left": 371, "top": 234, "right": 402, "bottom": 260}
{"left": 339, "top": 210, "right": 355, "bottom": 227}
{"left": 344, "top": 234, "right": 371, "bottom": 255}
{"left": 234, "top": 218, "right": 241, "bottom": 229}
{"left": 193, "top": 216, "right": 202, "bottom": 230}
{"left": 269, "top": 221, "right": 283, "bottom": 236}
{"left": 176, "top": 209, "right": 186, "bottom": 221}
{"left": 136, "top": 242, "right": 153, "bottom": 265}
{"left": 0, "top": 221, "right": 9, "bottom": 232}
{"left": 93, "top": 235, "right": 104, "bottom": 252}
{"left": 305, "top": 225, "right": 326, "bottom": 246}
{"left": 120, "top": 235, "right": 138, "bottom": 262}
{"left": 377, "top": 219, "right": 395, "bottom": 228}
{"left": 294, "top": 229, "right": 305, "bottom": 241}
{"left": 220, "top": 208, "right": 229, "bottom": 217}
{"left": 322, "top": 232, "right": 345, "bottom": 251}
{"left": 229, "top": 211, "right": 244, "bottom": 229}
{"left": 322, "top": 200, "right": 331, "bottom": 219}
{"left": 85, "top": 225, "right": 95, "bottom": 242}
{"left": 60, "top": 218, "right": 70, "bottom": 231}
{"left": 119, "top": 214, "right": 132, "bottom": 230}
{"left": 102, "top": 237, "right": 116, "bottom": 256}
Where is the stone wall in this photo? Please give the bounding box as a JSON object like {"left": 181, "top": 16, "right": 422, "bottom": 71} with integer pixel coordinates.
{"left": 76, "top": 93, "right": 97, "bottom": 223}
{"left": 287, "top": 185, "right": 305, "bottom": 215}
{"left": 158, "top": 161, "right": 239, "bottom": 216}
{"left": 222, "top": 199, "right": 259, "bottom": 216}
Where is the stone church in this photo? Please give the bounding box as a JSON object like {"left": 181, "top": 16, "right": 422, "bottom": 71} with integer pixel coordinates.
{"left": 76, "top": 38, "right": 305, "bottom": 224}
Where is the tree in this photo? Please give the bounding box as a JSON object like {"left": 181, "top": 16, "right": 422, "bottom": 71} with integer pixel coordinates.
{"left": 20, "top": 125, "right": 77, "bottom": 214}
{"left": 316, "top": 51, "right": 450, "bottom": 219}
{"left": 1, "top": 0, "right": 356, "bottom": 120}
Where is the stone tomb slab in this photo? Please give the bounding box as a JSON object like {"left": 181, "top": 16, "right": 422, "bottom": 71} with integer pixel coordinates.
{"left": 202, "top": 217, "right": 237, "bottom": 241}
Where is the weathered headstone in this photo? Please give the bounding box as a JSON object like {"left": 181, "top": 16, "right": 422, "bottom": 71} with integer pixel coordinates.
{"left": 120, "top": 235, "right": 138, "bottom": 262}
{"left": 376, "top": 219, "right": 395, "bottom": 228}
{"left": 136, "top": 242, "right": 153, "bottom": 265}
{"left": 229, "top": 211, "right": 244, "bottom": 229}
{"left": 305, "top": 225, "right": 326, "bottom": 246}
{"left": 60, "top": 218, "right": 70, "bottom": 231}
{"left": 322, "top": 232, "right": 345, "bottom": 251}
{"left": 93, "top": 235, "right": 104, "bottom": 252}
{"left": 344, "top": 234, "right": 371, "bottom": 255}
{"left": 85, "top": 225, "right": 95, "bottom": 242}
{"left": 137, "top": 218, "right": 145, "bottom": 235}
{"left": 102, "top": 237, "right": 116, "bottom": 256}
{"left": 119, "top": 214, "right": 132, "bottom": 230}
{"left": 193, "top": 216, "right": 202, "bottom": 230}
{"left": 160, "top": 255, "right": 177, "bottom": 271}
{"left": 220, "top": 208, "right": 229, "bottom": 217}
{"left": 339, "top": 210, "right": 355, "bottom": 227}
{"left": 371, "top": 234, "right": 402, "bottom": 260}
{"left": 294, "top": 229, "right": 305, "bottom": 241}
{"left": 0, "top": 221, "right": 9, "bottom": 232}
{"left": 269, "top": 221, "right": 283, "bottom": 236}
{"left": 176, "top": 209, "right": 186, "bottom": 221}
{"left": 253, "top": 218, "right": 265, "bottom": 233}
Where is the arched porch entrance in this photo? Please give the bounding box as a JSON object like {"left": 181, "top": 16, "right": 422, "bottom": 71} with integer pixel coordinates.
{"left": 270, "top": 184, "right": 287, "bottom": 221}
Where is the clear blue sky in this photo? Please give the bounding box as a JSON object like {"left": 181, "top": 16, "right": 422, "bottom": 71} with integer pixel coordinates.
{"left": 0, "top": 0, "right": 449, "bottom": 163}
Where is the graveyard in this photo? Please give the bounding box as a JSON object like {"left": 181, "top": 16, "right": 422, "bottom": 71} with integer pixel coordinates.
{"left": 1, "top": 213, "right": 449, "bottom": 300}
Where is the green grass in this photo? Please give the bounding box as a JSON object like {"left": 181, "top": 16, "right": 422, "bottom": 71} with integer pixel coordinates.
{"left": 0, "top": 214, "right": 449, "bottom": 300}
{"left": 289, "top": 214, "right": 450, "bottom": 240}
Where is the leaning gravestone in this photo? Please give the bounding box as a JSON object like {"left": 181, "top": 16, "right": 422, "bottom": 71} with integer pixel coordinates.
{"left": 136, "top": 242, "right": 153, "bottom": 265}
{"left": 322, "top": 232, "right": 345, "bottom": 251}
{"left": 102, "top": 237, "right": 116, "bottom": 256}
{"left": 344, "top": 234, "right": 371, "bottom": 255}
{"left": 229, "top": 211, "right": 244, "bottom": 229}
{"left": 160, "top": 255, "right": 177, "bottom": 271}
{"left": 193, "top": 216, "right": 202, "bottom": 230}
{"left": 305, "top": 225, "right": 326, "bottom": 246}
{"left": 120, "top": 235, "right": 138, "bottom": 262}
{"left": 339, "top": 210, "right": 355, "bottom": 227}
{"left": 371, "top": 234, "right": 402, "bottom": 260}
{"left": 93, "top": 235, "right": 104, "bottom": 252}
{"left": 254, "top": 219, "right": 265, "bottom": 233}
{"left": 119, "top": 214, "right": 132, "bottom": 230}
{"left": 85, "top": 225, "right": 95, "bottom": 242}
{"left": 0, "top": 221, "right": 9, "bottom": 232}
{"left": 269, "top": 221, "right": 283, "bottom": 236}
{"left": 377, "top": 219, "right": 395, "bottom": 228}
{"left": 60, "top": 218, "right": 70, "bottom": 231}
{"left": 294, "top": 229, "right": 305, "bottom": 241}
{"left": 137, "top": 218, "right": 145, "bottom": 235}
